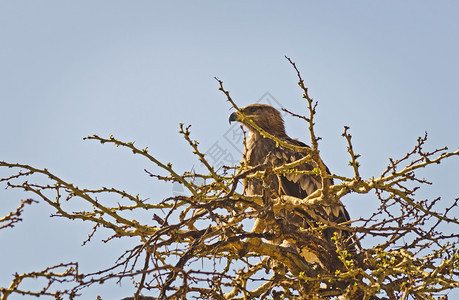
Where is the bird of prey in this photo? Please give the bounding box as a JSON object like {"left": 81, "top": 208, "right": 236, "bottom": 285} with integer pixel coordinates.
{"left": 228, "top": 104, "right": 351, "bottom": 241}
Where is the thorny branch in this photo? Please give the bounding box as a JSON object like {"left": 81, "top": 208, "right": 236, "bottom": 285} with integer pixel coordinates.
{"left": 0, "top": 263, "right": 80, "bottom": 300}
{"left": 0, "top": 198, "right": 37, "bottom": 230}
{"left": 1, "top": 59, "right": 458, "bottom": 299}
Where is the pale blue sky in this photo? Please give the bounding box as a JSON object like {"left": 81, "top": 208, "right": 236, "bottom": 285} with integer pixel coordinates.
{"left": 1, "top": 1, "right": 458, "bottom": 299}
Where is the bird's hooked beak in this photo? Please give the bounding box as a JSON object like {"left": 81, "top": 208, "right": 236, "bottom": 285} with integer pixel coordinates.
{"left": 228, "top": 112, "right": 240, "bottom": 124}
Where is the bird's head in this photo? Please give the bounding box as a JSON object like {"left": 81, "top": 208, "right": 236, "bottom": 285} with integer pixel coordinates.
{"left": 229, "top": 104, "right": 286, "bottom": 137}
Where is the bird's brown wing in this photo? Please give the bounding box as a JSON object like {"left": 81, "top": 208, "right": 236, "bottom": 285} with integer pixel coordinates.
{"left": 267, "top": 138, "right": 351, "bottom": 228}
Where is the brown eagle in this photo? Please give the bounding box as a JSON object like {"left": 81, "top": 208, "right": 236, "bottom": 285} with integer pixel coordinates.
{"left": 229, "top": 104, "right": 351, "bottom": 241}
